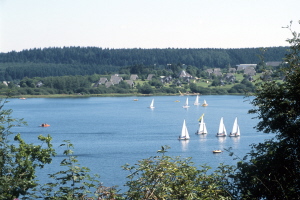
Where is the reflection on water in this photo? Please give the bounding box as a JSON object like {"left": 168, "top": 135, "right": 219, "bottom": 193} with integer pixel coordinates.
{"left": 217, "top": 137, "right": 226, "bottom": 143}
{"left": 218, "top": 137, "right": 226, "bottom": 150}
{"left": 230, "top": 136, "right": 241, "bottom": 149}
{"left": 197, "top": 134, "right": 207, "bottom": 142}
{"left": 180, "top": 140, "right": 189, "bottom": 151}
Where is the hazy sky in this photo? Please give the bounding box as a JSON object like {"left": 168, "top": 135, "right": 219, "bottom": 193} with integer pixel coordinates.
{"left": 1, "top": 0, "right": 299, "bottom": 52}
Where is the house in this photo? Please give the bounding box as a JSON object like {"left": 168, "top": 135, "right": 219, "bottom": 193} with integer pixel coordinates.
{"left": 173, "top": 80, "right": 182, "bottom": 87}
{"left": 236, "top": 66, "right": 245, "bottom": 72}
{"left": 99, "top": 78, "right": 108, "bottom": 84}
{"left": 244, "top": 66, "right": 256, "bottom": 76}
{"left": 110, "top": 75, "right": 123, "bottom": 85}
{"left": 206, "top": 69, "right": 213, "bottom": 76}
{"left": 213, "top": 68, "right": 222, "bottom": 76}
{"left": 105, "top": 81, "right": 114, "bottom": 88}
{"left": 178, "top": 70, "right": 193, "bottom": 78}
{"left": 36, "top": 81, "right": 43, "bottom": 87}
{"left": 130, "top": 74, "right": 138, "bottom": 81}
{"left": 228, "top": 68, "right": 237, "bottom": 73}
{"left": 125, "top": 80, "right": 134, "bottom": 87}
{"left": 147, "top": 74, "right": 155, "bottom": 81}
{"left": 236, "top": 64, "right": 257, "bottom": 71}
{"left": 160, "top": 75, "right": 172, "bottom": 84}
{"left": 93, "top": 77, "right": 108, "bottom": 87}
{"left": 225, "top": 73, "right": 236, "bottom": 83}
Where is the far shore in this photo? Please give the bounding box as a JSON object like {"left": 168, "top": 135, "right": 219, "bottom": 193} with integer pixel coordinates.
{"left": 1, "top": 92, "right": 247, "bottom": 99}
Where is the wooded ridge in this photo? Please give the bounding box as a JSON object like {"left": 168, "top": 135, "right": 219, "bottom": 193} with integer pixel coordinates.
{"left": 0, "top": 46, "right": 288, "bottom": 81}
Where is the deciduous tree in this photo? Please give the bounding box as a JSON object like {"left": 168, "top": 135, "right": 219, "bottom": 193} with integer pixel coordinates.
{"left": 123, "top": 146, "right": 234, "bottom": 200}
{"left": 233, "top": 21, "right": 300, "bottom": 199}
{"left": 0, "top": 96, "right": 56, "bottom": 199}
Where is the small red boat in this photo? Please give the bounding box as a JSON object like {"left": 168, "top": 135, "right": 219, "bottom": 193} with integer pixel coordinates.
{"left": 40, "top": 123, "right": 50, "bottom": 127}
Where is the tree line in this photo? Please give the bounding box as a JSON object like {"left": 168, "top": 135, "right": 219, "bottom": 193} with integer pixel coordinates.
{"left": 0, "top": 46, "right": 288, "bottom": 81}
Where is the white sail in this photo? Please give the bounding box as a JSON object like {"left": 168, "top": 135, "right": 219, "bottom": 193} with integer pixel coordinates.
{"left": 216, "top": 117, "right": 227, "bottom": 137}
{"left": 230, "top": 117, "right": 240, "bottom": 137}
{"left": 182, "top": 97, "right": 190, "bottom": 108}
{"left": 194, "top": 95, "right": 199, "bottom": 105}
{"left": 202, "top": 99, "right": 208, "bottom": 107}
{"left": 202, "top": 118, "right": 208, "bottom": 134}
{"left": 196, "top": 116, "right": 207, "bottom": 134}
{"left": 149, "top": 99, "right": 155, "bottom": 109}
{"left": 179, "top": 119, "right": 190, "bottom": 140}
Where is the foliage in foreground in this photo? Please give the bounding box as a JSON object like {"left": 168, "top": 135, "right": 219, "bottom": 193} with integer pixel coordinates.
{"left": 0, "top": 96, "right": 120, "bottom": 200}
{"left": 122, "top": 146, "right": 235, "bottom": 200}
{"left": 32, "top": 141, "right": 98, "bottom": 199}
{"left": 0, "top": 97, "right": 56, "bottom": 199}
{"left": 232, "top": 20, "right": 300, "bottom": 199}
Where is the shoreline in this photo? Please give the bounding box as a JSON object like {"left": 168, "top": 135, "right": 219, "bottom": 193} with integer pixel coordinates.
{"left": 2, "top": 92, "right": 247, "bottom": 99}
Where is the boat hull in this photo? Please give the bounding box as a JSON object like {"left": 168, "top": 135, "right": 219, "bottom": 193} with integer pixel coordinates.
{"left": 195, "top": 131, "right": 207, "bottom": 135}
{"left": 229, "top": 133, "right": 240, "bottom": 137}
{"left": 178, "top": 137, "right": 190, "bottom": 140}
{"left": 40, "top": 124, "right": 50, "bottom": 127}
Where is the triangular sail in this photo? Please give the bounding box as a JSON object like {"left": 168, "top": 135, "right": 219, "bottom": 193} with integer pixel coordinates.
{"left": 202, "top": 99, "right": 208, "bottom": 107}
{"left": 231, "top": 117, "right": 237, "bottom": 133}
{"left": 198, "top": 113, "right": 204, "bottom": 122}
{"left": 230, "top": 117, "right": 240, "bottom": 136}
{"left": 183, "top": 97, "right": 190, "bottom": 108}
{"left": 217, "top": 117, "right": 227, "bottom": 136}
{"left": 218, "top": 117, "right": 224, "bottom": 133}
{"left": 184, "top": 120, "right": 190, "bottom": 139}
{"left": 194, "top": 95, "right": 199, "bottom": 105}
{"left": 203, "top": 122, "right": 208, "bottom": 133}
{"left": 180, "top": 119, "right": 190, "bottom": 139}
{"left": 149, "top": 99, "right": 155, "bottom": 108}
{"left": 198, "top": 116, "right": 208, "bottom": 134}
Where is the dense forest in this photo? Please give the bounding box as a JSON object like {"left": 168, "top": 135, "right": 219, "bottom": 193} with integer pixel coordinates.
{"left": 0, "top": 46, "right": 288, "bottom": 81}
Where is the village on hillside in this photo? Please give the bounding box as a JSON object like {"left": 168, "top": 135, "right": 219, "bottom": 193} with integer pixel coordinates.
{"left": 92, "top": 61, "right": 283, "bottom": 88}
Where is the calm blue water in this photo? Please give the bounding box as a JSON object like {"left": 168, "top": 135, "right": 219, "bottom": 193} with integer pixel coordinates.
{"left": 6, "top": 95, "right": 274, "bottom": 190}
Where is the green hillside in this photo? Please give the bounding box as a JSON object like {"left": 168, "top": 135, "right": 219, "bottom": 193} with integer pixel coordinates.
{"left": 0, "top": 46, "right": 288, "bottom": 81}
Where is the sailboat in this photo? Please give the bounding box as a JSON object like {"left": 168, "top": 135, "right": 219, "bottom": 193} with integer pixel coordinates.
{"left": 229, "top": 117, "right": 240, "bottom": 137}
{"left": 178, "top": 119, "right": 190, "bottom": 140}
{"left": 148, "top": 99, "right": 155, "bottom": 109}
{"left": 216, "top": 117, "right": 227, "bottom": 137}
{"left": 202, "top": 99, "right": 208, "bottom": 107}
{"left": 194, "top": 95, "right": 200, "bottom": 105}
{"left": 195, "top": 115, "right": 207, "bottom": 135}
{"left": 182, "top": 98, "right": 190, "bottom": 108}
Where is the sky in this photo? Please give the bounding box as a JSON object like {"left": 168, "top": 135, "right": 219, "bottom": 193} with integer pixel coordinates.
{"left": 1, "top": 0, "right": 300, "bottom": 53}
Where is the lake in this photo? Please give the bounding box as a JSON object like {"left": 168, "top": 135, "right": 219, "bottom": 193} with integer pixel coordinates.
{"left": 6, "top": 95, "right": 274, "bottom": 190}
